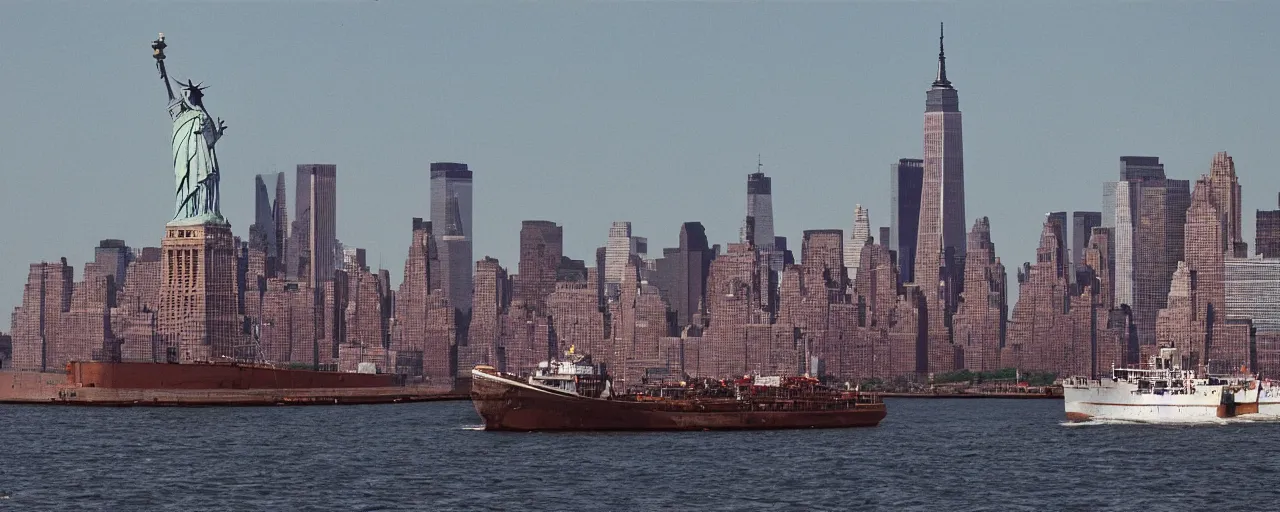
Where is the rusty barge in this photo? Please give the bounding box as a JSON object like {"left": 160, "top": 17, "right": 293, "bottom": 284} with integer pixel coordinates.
{"left": 470, "top": 351, "right": 886, "bottom": 431}
{"left": 0, "top": 361, "right": 463, "bottom": 406}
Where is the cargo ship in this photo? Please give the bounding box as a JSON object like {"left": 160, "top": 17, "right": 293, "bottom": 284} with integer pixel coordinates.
{"left": 1062, "top": 346, "right": 1280, "bottom": 422}
{"left": 470, "top": 349, "right": 886, "bottom": 431}
{"left": 0, "top": 361, "right": 461, "bottom": 406}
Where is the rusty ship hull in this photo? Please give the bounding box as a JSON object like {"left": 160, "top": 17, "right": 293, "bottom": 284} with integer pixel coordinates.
{"left": 471, "top": 367, "right": 886, "bottom": 431}
{"left": 0, "top": 361, "right": 462, "bottom": 406}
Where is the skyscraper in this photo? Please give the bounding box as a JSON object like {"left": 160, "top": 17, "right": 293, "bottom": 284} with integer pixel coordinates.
{"left": 291, "top": 164, "right": 337, "bottom": 285}
{"left": 1107, "top": 156, "right": 1189, "bottom": 346}
{"left": 514, "top": 220, "right": 563, "bottom": 312}
{"left": 273, "top": 173, "right": 288, "bottom": 276}
{"left": 654, "top": 222, "right": 717, "bottom": 329}
{"left": 1184, "top": 177, "right": 1225, "bottom": 320}
{"left": 250, "top": 173, "right": 284, "bottom": 274}
{"left": 605, "top": 221, "right": 634, "bottom": 286}
{"left": 1070, "top": 211, "right": 1102, "bottom": 285}
{"left": 1047, "top": 211, "right": 1068, "bottom": 278}
{"left": 742, "top": 162, "right": 781, "bottom": 273}
{"left": 890, "top": 158, "right": 924, "bottom": 284}
{"left": 916, "top": 23, "right": 966, "bottom": 310}
{"left": 845, "top": 205, "right": 870, "bottom": 284}
{"left": 430, "top": 162, "right": 474, "bottom": 314}
{"left": 1206, "top": 151, "right": 1245, "bottom": 257}
{"left": 93, "top": 239, "right": 131, "bottom": 291}
{"left": 1258, "top": 195, "right": 1280, "bottom": 258}
{"left": 1111, "top": 181, "right": 1135, "bottom": 307}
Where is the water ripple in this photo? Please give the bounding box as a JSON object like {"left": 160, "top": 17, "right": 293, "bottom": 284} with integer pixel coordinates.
{"left": 3, "top": 399, "right": 1280, "bottom": 510}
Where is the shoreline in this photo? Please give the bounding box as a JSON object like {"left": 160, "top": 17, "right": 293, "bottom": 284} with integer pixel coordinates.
{"left": 0, "top": 368, "right": 470, "bottom": 407}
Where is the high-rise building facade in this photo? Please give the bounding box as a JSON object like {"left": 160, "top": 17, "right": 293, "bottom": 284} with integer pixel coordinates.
{"left": 1047, "top": 212, "right": 1068, "bottom": 277}
{"left": 1226, "top": 258, "right": 1280, "bottom": 333}
{"left": 93, "top": 239, "right": 132, "bottom": 291}
{"left": 250, "top": 173, "right": 285, "bottom": 275}
{"left": 290, "top": 164, "right": 337, "bottom": 285}
{"left": 916, "top": 23, "right": 966, "bottom": 310}
{"left": 430, "top": 162, "right": 474, "bottom": 314}
{"left": 1111, "top": 181, "right": 1135, "bottom": 307}
{"left": 1206, "top": 152, "right": 1245, "bottom": 257}
{"left": 654, "top": 222, "right": 718, "bottom": 329}
{"left": 801, "top": 230, "right": 845, "bottom": 301}
{"left": 845, "top": 205, "right": 871, "bottom": 284}
{"left": 604, "top": 221, "right": 634, "bottom": 286}
{"left": 514, "top": 220, "right": 563, "bottom": 312}
{"left": 890, "top": 158, "right": 924, "bottom": 284}
{"left": 273, "top": 173, "right": 288, "bottom": 274}
{"left": 742, "top": 166, "right": 782, "bottom": 273}
{"left": 1108, "top": 157, "right": 1189, "bottom": 346}
{"left": 1184, "top": 177, "right": 1226, "bottom": 320}
{"left": 1070, "top": 212, "right": 1102, "bottom": 285}
{"left": 1259, "top": 195, "right": 1280, "bottom": 258}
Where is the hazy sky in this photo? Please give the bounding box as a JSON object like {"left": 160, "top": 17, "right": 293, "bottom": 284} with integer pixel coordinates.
{"left": 2, "top": 1, "right": 1278, "bottom": 316}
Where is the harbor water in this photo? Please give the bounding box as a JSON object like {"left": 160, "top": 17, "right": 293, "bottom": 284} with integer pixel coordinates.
{"left": 1, "top": 399, "right": 1278, "bottom": 510}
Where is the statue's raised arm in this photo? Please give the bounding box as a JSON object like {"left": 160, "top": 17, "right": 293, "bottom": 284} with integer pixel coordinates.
{"left": 152, "top": 33, "right": 176, "bottom": 103}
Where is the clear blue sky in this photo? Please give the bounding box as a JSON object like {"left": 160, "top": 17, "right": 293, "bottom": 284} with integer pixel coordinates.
{"left": 1, "top": 1, "right": 1277, "bottom": 317}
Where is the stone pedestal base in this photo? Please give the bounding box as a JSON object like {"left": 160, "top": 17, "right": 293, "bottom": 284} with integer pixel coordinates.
{"left": 158, "top": 221, "right": 239, "bottom": 363}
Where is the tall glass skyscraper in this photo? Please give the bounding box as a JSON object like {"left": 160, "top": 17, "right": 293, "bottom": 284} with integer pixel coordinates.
{"left": 890, "top": 158, "right": 924, "bottom": 285}
{"left": 430, "top": 162, "right": 473, "bottom": 314}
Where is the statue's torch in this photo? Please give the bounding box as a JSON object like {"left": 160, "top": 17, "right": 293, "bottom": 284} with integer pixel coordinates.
{"left": 152, "top": 32, "right": 174, "bottom": 101}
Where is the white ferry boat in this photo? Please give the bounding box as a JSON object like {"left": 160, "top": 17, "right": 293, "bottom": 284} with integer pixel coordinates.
{"left": 1063, "top": 346, "right": 1278, "bottom": 422}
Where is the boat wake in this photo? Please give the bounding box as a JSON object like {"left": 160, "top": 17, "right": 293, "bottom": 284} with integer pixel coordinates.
{"left": 460, "top": 424, "right": 486, "bottom": 431}
{"left": 1222, "top": 414, "right": 1280, "bottom": 424}
{"left": 1062, "top": 417, "right": 1226, "bottom": 427}
{"left": 1063, "top": 414, "right": 1280, "bottom": 427}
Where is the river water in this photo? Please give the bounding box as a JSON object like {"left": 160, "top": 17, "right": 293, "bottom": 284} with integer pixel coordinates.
{"left": 1, "top": 399, "right": 1277, "bottom": 511}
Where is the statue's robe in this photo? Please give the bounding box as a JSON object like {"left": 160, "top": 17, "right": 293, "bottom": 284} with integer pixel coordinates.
{"left": 170, "top": 100, "right": 221, "bottom": 221}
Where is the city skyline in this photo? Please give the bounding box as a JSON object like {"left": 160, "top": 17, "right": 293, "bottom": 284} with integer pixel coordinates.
{"left": 2, "top": 3, "right": 1279, "bottom": 315}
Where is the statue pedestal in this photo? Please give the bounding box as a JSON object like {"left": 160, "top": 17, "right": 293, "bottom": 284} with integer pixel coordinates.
{"left": 158, "top": 220, "right": 239, "bottom": 363}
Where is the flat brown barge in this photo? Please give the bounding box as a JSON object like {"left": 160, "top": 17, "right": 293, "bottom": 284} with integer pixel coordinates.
{"left": 0, "top": 361, "right": 462, "bottom": 406}
{"left": 471, "top": 363, "right": 886, "bottom": 431}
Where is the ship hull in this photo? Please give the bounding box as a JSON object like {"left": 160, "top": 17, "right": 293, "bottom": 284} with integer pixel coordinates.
{"left": 1227, "top": 382, "right": 1280, "bottom": 417}
{"left": 0, "top": 362, "right": 462, "bottom": 406}
{"left": 471, "top": 368, "right": 886, "bottom": 431}
{"left": 1064, "top": 379, "right": 1227, "bottom": 422}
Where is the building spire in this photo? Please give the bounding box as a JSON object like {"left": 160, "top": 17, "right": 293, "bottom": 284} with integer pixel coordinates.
{"left": 932, "top": 22, "right": 952, "bottom": 89}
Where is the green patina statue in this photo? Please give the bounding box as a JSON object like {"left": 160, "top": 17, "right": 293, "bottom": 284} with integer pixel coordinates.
{"left": 152, "top": 33, "right": 228, "bottom": 226}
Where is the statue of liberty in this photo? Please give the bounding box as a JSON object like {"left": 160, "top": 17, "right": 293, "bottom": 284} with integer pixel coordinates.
{"left": 152, "top": 33, "right": 228, "bottom": 225}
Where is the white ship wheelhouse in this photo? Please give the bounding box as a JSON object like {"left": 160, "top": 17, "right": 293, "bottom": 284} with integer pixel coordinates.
{"left": 527, "top": 347, "right": 611, "bottom": 398}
